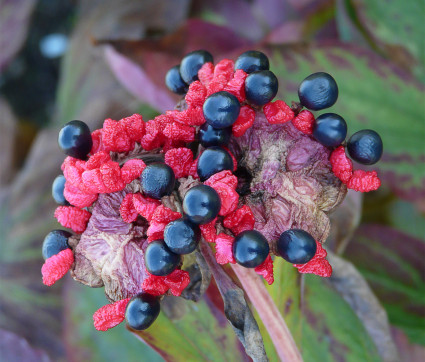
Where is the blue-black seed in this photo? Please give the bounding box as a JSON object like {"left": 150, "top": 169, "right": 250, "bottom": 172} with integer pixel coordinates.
{"left": 125, "top": 293, "right": 160, "bottom": 331}
{"left": 164, "top": 218, "right": 201, "bottom": 254}
{"left": 199, "top": 123, "right": 232, "bottom": 148}
{"left": 347, "top": 129, "right": 383, "bottom": 165}
{"left": 182, "top": 185, "right": 221, "bottom": 225}
{"left": 203, "top": 91, "right": 241, "bottom": 129}
{"left": 42, "top": 230, "right": 72, "bottom": 260}
{"left": 141, "top": 163, "right": 176, "bottom": 199}
{"left": 298, "top": 72, "right": 338, "bottom": 111}
{"left": 277, "top": 229, "right": 317, "bottom": 264}
{"left": 165, "top": 65, "right": 188, "bottom": 94}
{"left": 52, "top": 175, "right": 69, "bottom": 205}
{"left": 232, "top": 230, "right": 270, "bottom": 268}
{"left": 235, "top": 50, "right": 270, "bottom": 74}
{"left": 58, "top": 120, "right": 92, "bottom": 160}
{"left": 197, "top": 146, "right": 234, "bottom": 182}
{"left": 144, "top": 240, "right": 181, "bottom": 276}
{"left": 180, "top": 50, "right": 213, "bottom": 84}
{"left": 313, "top": 113, "right": 347, "bottom": 147}
{"left": 245, "top": 70, "right": 278, "bottom": 106}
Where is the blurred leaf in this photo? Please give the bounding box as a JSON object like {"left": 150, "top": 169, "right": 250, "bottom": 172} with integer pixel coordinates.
{"left": 269, "top": 43, "right": 425, "bottom": 203}
{"left": 392, "top": 327, "right": 425, "bottom": 362}
{"left": 0, "top": 328, "right": 51, "bottom": 362}
{"left": 350, "top": 0, "right": 425, "bottom": 81}
{"left": 345, "top": 224, "right": 425, "bottom": 344}
{"left": 0, "top": 0, "right": 36, "bottom": 72}
{"left": 0, "top": 97, "right": 17, "bottom": 184}
{"left": 387, "top": 199, "right": 425, "bottom": 240}
{"left": 63, "top": 280, "right": 163, "bottom": 362}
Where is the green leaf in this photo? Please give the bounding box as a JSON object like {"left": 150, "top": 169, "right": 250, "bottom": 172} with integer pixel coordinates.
{"left": 269, "top": 44, "right": 425, "bottom": 202}
{"left": 65, "top": 281, "right": 246, "bottom": 362}
{"left": 256, "top": 258, "right": 381, "bottom": 361}
{"left": 350, "top": 0, "right": 425, "bottom": 81}
{"left": 345, "top": 224, "right": 425, "bottom": 344}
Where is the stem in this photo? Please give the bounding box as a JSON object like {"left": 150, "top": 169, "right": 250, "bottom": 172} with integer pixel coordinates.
{"left": 231, "top": 264, "right": 303, "bottom": 362}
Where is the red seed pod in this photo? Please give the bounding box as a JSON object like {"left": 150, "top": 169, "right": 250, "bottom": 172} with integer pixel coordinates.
{"left": 224, "top": 69, "right": 247, "bottom": 103}
{"left": 100, "top": 161, "right": 126, "bottom": 192}
{"left": 165, "top": 147, "right": 194, "bottom": 178}
{"left": 215, "top": 233, "right": 236, "bottom": 264}
{"left": 120, "top": 194, "right": 138, "bottom": 223}
{"left": 204, "top": 170, "right": 238, "bottom": 190}
{"left": 254, "top": 254, "right": 274, "bottom": 285}
{"left": 62, "top": 157, "right": 85, "bottom": 188}
{"left": 141, "top": 117, "right": 168, "bottom": 151}
{"left": 64, "top": 182, "right": 98, "bottom": 208}
{"left": 90, "top": 129, "right": 104, "bottom": 154}
{"left": 168, "top": 108, "right": 206, "bottom": 127}
{"left": 142, "top": 270, "right": 190, "bottom": 297}
{"left": 232, "top": 105, "right": 255, "bottom": 137}
{"left": 121, "top": 159, "right": 146, "bottom": 185}
{"left": 264, "top": 100, "right": 294, "bottom": 125}
{"left": 102, "top": 118, "right": 133, "bottom": 153}
{"left": 213, "top": 59, "right": 235, "bottom": 83}
{"left": 185, "top": 81, "right": 207, "bottom": 108}
{"left": 54, "top": 206, "right": 91, "bottom": 233}
{"left": 207, "top": 75, "right": 228, "bottom": 96}
{"left": 132, "top": 193, "right": 161, "bottom": 222}
{"left": 293, "top": 241, "right": 332, "bottom": 277}
{"left": 223, "top": 205, "right": 255, "bottom": 235}
{"left": 223, "top": 147, "right": 238, "bottom": 171}
{"left": 347, "top": 170, "right": 381, "bottom": 192}
{"left": 147, "top": 205, "right": 181, "bottom": 242}
{"left": 120, "top": 114, "right": 145, "bottom": 143}
{"left": 330, "top": 146, "right": 353, "bottom": 184}
{"left": 85, "top": 151, "right": 111, "bottom": 170}
{"left": 82, "top": 168, "right": 107, "bottom": 194}
{"left": 199, "top": 217, "right": 217, "bottom": 243}
{"left": 41, "top": 248, "right": 74, "bottom": 286}
{"left": 207, "top": 182, "right": 239, "bottom": 216}
{"left": 93, "top": 298, "right": 131, "bottom": 331}
{"left": 198, "top": 62, "right": 214, "bottom": 87}
{"left": 292, "top": 110, "right": 314, "bottom": 135}
{"left": 188, "top": 156, "right": 200, "bottom": 179}
{"left": 163, "top": 122, "right": 196, "bottom": 142}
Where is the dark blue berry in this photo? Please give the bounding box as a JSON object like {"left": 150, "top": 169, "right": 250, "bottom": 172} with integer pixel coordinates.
{"left": 125, "top": 293, "right": 160, "bottom": 331}
{"left": 277, "top": 229, "right": 317, "bottom": 264}
{"left": 199, "top": 123, "right": 231, "bottom": 148}
{"left": 203, "top": 91, "right": 241, "bottom": 129}
{"left": 42, "top": 230, "right": 72, "bottom": 260}
{"left": 164, "top": 218, "right": 201, "bottom": 254}
{"left": 52, "top": 175, "right": 69, "bottom": 205}
{"left": 197, "top": 147, "right": 233, "bottom": 182}
{"left": 298, "top": 72, "right": 338, "bottom": 111}
{"left": 182, "top": 185, "right": 221, "bottom": 225}
{"left": 313, "top": 113, "right": 347, "bottom": 147}
{"left": 235, "top": 50, "right": 269, "bottom": 74}
{"left": 165, "top": 65, "right": 188, "bottom": 94}
{"left": 144, "top": 240, "right": 181, "bottom": 276}
{"left": 245, "top": 70, "right": 278, "bottom": 106}
{"left": 180, "top": 50, "right": 213, "bottom": 84}
{"left": 232, "top": 230, "right": 269, "bottom": 268}
{"left": 141, "top": 163, "right": 176, "bottom": 199}
{"left": 58, "top": 120, "right": 92, "bottom": 160}
{"left": 347, "top": 129, "right": 383, "bottom": 165}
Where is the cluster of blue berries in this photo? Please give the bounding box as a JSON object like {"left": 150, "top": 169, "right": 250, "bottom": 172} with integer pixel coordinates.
{"left": 298, "top": 72, "right": 383, "bottom": 165}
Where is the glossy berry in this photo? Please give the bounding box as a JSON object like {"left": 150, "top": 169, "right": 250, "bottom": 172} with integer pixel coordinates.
{"left": 164, "top": 218, "right": 201, "bottom": 254}
{"left": 245, "top": 70, "right": 278, "bottom": 106}
{"left": 277, "top": 229, "right": 317, "bottom": 264}
{"left": 298, "top": 72, "right": 338, "bottom": 111}
{"left": 58, "top": 120, "right": 92, "bottom": 160}
{"left": 183, "top": 185, "right": 221, "bottom": 225}
{"left": 203, "top": 91, "right": 241, "bottom": 129}
{"left": 125, "top": 293, "right": 160, "bottom": 331}
{"left": 347, "top": 130, "right": 383, "bottom": 165}
{"left": 313, "top": 113, "right": 347, "bottom": 147}
{"left": 232, "top": 230, "right": 270, "bottom": 268}
{"left": 52, "top": 175, "right": 69, "bottom": 205}
{"left": 144, "top": 240, "right": 181, "bottom": 276}
{"left": 42, "top": 230, "right": 72, "bottom": 260}
{"left": 165, "top": 65, "right": 188, "bottom": 94}
{"left": 235, "top": 50, "right": 270, "bottom": 74}
{"left": 199, "top": 123, "right": 231, "bottom": 147}
{"left": 197, "top": 147, "right": 233, "bottom": 181}
{"left": 141, "top": 163, "right": 176, "bottom": 199}
{"left": 180, "top": 50, "right": 214, "bottom": 84}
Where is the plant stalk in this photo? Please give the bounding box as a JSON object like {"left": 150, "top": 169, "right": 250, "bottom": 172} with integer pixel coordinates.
{"left": 231, "top": 264, "right": 303, "bottom": 362}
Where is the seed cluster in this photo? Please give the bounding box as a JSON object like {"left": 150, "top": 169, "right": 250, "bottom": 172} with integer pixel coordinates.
{"left": 41, "top": 49, "right": 383, "bottom": 333}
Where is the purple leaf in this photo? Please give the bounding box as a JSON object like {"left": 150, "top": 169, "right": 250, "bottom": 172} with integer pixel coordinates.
{"left": 104, "top": 45, "right": 175, "bottom": 113}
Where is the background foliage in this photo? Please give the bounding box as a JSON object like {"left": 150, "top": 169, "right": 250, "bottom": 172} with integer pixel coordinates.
{"left": 0, "top": 0, "right": 424, "bottom": 361}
